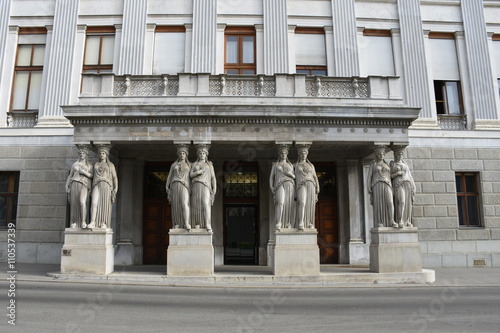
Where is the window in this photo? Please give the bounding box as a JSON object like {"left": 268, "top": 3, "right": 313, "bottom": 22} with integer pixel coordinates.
{"left": 225, "top": 27, "right": 256, "bottom": 74}
{"left": 295, "top": 28, "right": 327, "bottom": 75}
{"left": 83, "top": 26, "right": 115, "bottom": 73}
{"left": 493, "top": 35, "right": 500, "bottom": 97}
{"left": 429, "top": 33, "right": 464, "bottom": 115}
{"left": 455, "top": 172, "right": 481, "bottom": 227}
{"left": 153, "top": 26, "right": 186, "bottom": 75}
{"left": 0, "top": 172, "right": 20, "bottom": 229}
{"left": 361, "top": 29, "right": 395, "bottom": 76}
{"left": 10, "top": 28, "right": 46, "bottom": 113}
{"left": 434, "top": 80, "right": 463, "bottom": 115}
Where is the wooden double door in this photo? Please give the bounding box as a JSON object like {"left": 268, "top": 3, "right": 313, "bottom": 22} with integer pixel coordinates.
{"left": 315, "top": 164, "right": 339, "bottom": 264}
{"left": 141, "top": 162, "right": 339, "bottom": 265}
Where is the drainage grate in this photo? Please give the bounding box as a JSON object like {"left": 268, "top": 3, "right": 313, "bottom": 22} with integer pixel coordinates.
{"left": 473, "top": 259, "right": 486, "bottom": 267}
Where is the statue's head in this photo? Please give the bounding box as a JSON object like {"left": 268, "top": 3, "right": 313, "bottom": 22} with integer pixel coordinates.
{"left": 374, "top": 146, "right": 386, "bottom": 160}
{"left": 77, "top": 145, "right": 90, "bottom": 158}
{"left": 177, "top": 145, "right": 189, "bottom": 159}
{"left": 196, "top": 144, "right": 210, "bottom": 159}
{"left": 277, "top": 144, "right": 289, "bottom": 158}
{"left": 296, "top": 144, "right": 310, "bottom": 160}
{"left": 392, "top": 146, "right": 406, "bottom": 161}
{"left": 97, "top": 146, "right": 110, "bottom": 160}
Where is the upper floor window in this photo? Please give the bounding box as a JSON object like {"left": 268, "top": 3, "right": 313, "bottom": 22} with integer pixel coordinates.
{"left": 0, "top": 172, "right": 20, "bottom": 229}
{"left": 83, "top": 26, "right": 115, "bottom": 73}
{"left": 295, "top": 27, "right": 327, "bottom": 76}
{"left": 10, "top": 27, "right": 46, "bottom": 113}
{"left": 153, "top": 26, "right": 186, "bottom": 75}
{"left": 434, "top": 80, "right": 463, "bottom": 115}
{"left": 361, "top": 29, "right": 395, "bottom": 76}
{"left": 455, "top": 172, "right": 481, "bottom": 227}
{"left": 429, "top": 32, "right": 463, "bottom": 115}
{"left": 225, "top": 27, "right": 256, "bottom": 75}
{"left": 493, "top": 34, "right": 500, "bottom": 97}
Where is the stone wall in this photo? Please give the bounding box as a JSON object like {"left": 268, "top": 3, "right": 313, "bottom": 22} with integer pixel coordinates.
{"left": 408, "top": 147, "right": 500, "bottom": 267}
{"left": 0, "top": 145, "right": 78, "bottom": 264}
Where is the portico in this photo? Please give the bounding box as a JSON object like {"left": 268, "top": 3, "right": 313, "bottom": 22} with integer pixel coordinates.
{"left": 61, "top": 73, "right": 420, "bottom": 273}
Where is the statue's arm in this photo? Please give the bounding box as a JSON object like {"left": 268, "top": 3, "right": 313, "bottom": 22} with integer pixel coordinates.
{"left": 210, "top": 163, "right": 217, "bottom": 194}
{"left": 166, "top": 163, "right": 174, "bottom": 190}
{"left": 65, "top": 163, "right": 75, "bottom": 192}
{"left": 111, "top": 163, "right": 118, "bottom": 193}
{"left": 367, "top": 163, "right": 373, "bottom": 194}
{"left": 269, "top": 164, "right": 276, "bottom": 192}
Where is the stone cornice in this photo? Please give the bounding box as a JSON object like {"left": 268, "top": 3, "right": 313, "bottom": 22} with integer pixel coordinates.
{"left": 68, "top": 116, "right": 414, "bottom": 127}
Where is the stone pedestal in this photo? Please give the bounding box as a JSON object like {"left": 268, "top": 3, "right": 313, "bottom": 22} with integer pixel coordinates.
{"left": 369, "top": 227, "right": 423, "bottom": 273}
{"left": 272, "top": 229, "right": 320, "bottom": 276}
{"left": 60, "top": 228, "right": 114, "bottom": 275}
{"left": 167, "top": 229, "right": 214, "bottom": 276}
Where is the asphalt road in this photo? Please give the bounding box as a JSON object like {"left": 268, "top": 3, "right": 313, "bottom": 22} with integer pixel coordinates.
{"left": 1, "top": 280, "right": 499, "bottom": 333}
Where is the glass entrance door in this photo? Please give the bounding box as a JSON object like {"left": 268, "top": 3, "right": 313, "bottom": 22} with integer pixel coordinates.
{"left": 223, "top": 163, "right": 259, "bottom": 265}
{"left": 224, "top": 205, "right": 258, "bottom": 265}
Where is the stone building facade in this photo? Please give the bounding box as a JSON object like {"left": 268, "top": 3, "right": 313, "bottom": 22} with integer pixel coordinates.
{"left": 0, "top": 0, "right": 499, "bottom": 268}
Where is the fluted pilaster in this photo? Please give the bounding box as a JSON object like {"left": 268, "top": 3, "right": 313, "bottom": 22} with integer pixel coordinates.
{"left": 191, "top": 0, "right": 217, "bottom": 74}
{"left": 0, "top": 0, "right": 11, "bottom": 75}
{"left": 331, "top": 0, "right": 359, "bottom": 77}
{"left": 397, "top": 0, "right": 433, "bottom": 120}
{"left": 263, "top": 0, "right": 289, "bottom": 75}
{"left": 461, "top": 1, "right": 498, "bottom": 121}
{"left": 37, "top": 0, "right": 79, "bottom": 127}
{"left": 117, "top": 0, "right": 147, "bottom": 75}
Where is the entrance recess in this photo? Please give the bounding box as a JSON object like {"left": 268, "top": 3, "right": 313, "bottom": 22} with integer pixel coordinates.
{"left": 143, "top": 164, "right": 171, "bottom": 265}
{"left": 315, "top": 164, "right": 339, "bottom": 264}
{"left": 223, "top": 163, "right": 259, "bottom": 265}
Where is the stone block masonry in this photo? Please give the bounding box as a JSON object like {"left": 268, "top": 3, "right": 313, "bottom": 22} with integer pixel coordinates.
{"left": 408, "top": 147, "right": 500, "bottom": 267}
{"left": 0, "top": 145, "right": 79, "bottom": 264}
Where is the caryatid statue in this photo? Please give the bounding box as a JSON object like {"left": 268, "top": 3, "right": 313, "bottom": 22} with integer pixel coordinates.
{"left": 390, "top": 146, "right": 416, "bottom": 228}
{"left": 190, "top": 144, "right": 216, "bottom": 232}
{"left": 270, "top": 144, "right": 295, "bottom": 230}
{"left": 166, "top": 144, "right": 191, "bottom": 230}
{"left": 367, "top": 146, "right": 396, "bottom": 228}
{"left": 65, "top": 144, "right": 93, "bottom": 228}
{"left": 89, "top": 145, "right": 118, "bottom": 229}
{"left": 294, "top": 144, "right": 319, "bottom": 230}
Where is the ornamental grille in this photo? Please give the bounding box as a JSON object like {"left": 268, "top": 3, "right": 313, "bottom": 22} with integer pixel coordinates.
{"left": 224, "top": 171, "right": 258, "bottom": 197}
{"left": 144, "top": 171, "right": 168, "bottom": 198}
{"left": 316, "top": 169, "right": 336, "bottom": 198}
{"left": 114, "top": 78, "right": 179, "bottom": 96}
{"left": 7, "top": 113, "right": 38, "bottom": 128}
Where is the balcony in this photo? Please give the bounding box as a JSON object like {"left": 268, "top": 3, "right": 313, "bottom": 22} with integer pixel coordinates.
{"left": 438, "top": 114, "right": 467, "bottom": 130}
{"left": 66, "top": 73, "right": 419, "bottom": 145}
{"left": 80, "top": 73, "right": 401, "bottom": 101}
{"left": 6, "top": 112, "right": 38, "bottom": 128}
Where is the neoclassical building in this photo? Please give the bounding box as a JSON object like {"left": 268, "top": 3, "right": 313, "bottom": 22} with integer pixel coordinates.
{"left": 0, "top": 0, "right": 499, "bottom": 268}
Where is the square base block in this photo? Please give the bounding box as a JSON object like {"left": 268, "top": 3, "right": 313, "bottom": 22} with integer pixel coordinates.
{"left": 272, "top": 229, "right": 320, "bottom": 276}
{"left": 370, "top": 227, "right": 423, "bottom": 273}
{"left": 167, "top": 229, "right": 214, "bottom": 276}
{"left": 60, "top": 228, "right": 114, "bottom": 275}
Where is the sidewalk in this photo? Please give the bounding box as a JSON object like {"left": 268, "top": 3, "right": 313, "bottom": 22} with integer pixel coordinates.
{"left": 2, "top": 262, "right": 500, "bottom": 288}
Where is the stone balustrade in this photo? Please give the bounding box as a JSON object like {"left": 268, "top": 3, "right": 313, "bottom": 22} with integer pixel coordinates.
{"left": 6, "top": 112, "right": 38, "bottom": 128}
{"left": 80, "top": 73, "right": 402, "bottom": 101}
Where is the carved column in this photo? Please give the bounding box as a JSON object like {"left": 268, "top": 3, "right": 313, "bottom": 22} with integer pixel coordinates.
{"left": 263, "top": 0, "right": 289, "bottom": 75}
{"left": 330, "top": 0, "right": 360, "bottom": 77}
{"left": 347, "top": 159, "right": 367, "bottom": 265}
{"left": 0, "top": 0, "right": 11, "bottom": 83}
{"left": 397, "top": 0, "right": 434, "bottom": 124}
{"left": 37, "top": 0, "right": 80, "bottom": 127}
{"left": 0, "top": 1, "right": 12, "bottom": 127}
{"left": 115, "top": 158, "right": 135, "bottom": 265}
{"left": 191, "top": 0, "right": 217, "bottom": 74}
{"left": 117, "top": 0, "right": 147, "bottom": 75}
{"left": 461, "top": 1, "right": 499, "bottom": 127}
